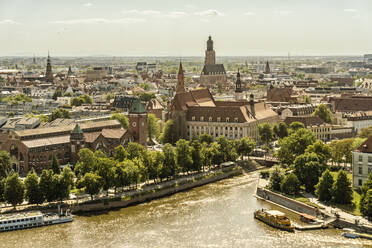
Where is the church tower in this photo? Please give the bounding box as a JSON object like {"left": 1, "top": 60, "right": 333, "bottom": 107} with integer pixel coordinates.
{"left": 67, "top": 66, "right": 73, "bottom": 77}
{"left": 128, "top": 99, "right": 148, "bottom": 146}
{"left": 70, "top": 124, "right": 85, "bottom": 163}
{"left": 176, "top": 62, "right": 185, "bottom": 94}
{"left": 45, "top": 52, "right": 53, "bottom": 83}
{"left": 235, "top": 70, "right": 244, "bottom": 101}
{"left": 264, "top": 61, "right": 271, "bottom": 74}
{"left": 205, "top": 36, "right": 216, "bottom": 65}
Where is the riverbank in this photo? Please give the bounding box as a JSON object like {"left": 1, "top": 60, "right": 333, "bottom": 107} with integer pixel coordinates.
{"left": 256, "top": 186, "right": 372, "bottom": 235}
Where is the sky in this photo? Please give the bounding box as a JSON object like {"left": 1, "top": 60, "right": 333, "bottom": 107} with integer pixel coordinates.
{"left": 0, "top": 0, "right": 371, "bottom": 56}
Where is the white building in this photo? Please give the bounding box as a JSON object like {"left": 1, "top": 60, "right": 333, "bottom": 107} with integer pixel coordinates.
{"left": 352, "top": 137, "right": 372, "bottom": 188}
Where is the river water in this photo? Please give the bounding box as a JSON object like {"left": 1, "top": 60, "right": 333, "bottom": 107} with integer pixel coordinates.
{"left": 1, "top": 172, "right": 371, "bottom": 248}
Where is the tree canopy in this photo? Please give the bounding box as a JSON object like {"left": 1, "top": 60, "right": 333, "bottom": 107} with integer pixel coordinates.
{"left": 110, "top": 113, "right": 129, "bottom": 130}
{"left": 147, "top": 113, "right": 160, "bottom": 143}
{"left": 258, "top": 123, "right": 273, "bottom": 145}
{"left": 312, "top": 104, "right": 334, "bottom": 124}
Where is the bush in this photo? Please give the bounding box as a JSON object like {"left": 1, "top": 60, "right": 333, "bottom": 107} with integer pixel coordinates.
{"left": 280, "top": 173, "right": 300, "bottom": 195}
{"left": 268, "top": 166, "right": 284, "bottom": 191}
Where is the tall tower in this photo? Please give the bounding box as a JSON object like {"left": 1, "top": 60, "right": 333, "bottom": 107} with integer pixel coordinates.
{"left": 235, "top": 70, "right": 244, "bottom": 101}
{"left": 67, "top": 66, "right": 73, "bottom": 77}
{"left": 204, "top": 36, "right": 216, "bottom": 65}
{"left": 128, "top": 99, "right": 148, "bottom": 146}
{"left": 70, "top": 124, "right": 85, "bottom": 163}
{"left": 45, "top": 52, "right": 53, "bottom": 83}
{"left": 264, "top": 61, "right": 271, "bottom": 74}
{"left": 176, "top": 62, "right": 185, "bottom": 94}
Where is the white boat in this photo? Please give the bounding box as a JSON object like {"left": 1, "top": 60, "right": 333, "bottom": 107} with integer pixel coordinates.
{"left": 0, "top": 210, "right": 73, "bottom": 232}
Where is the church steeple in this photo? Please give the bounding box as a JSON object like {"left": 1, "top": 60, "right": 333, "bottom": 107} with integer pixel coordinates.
{"left": 235, "top": 70, "right": 242, "bottom": 93}
{"left": 264, "top": 60, "right": 271, "bottom": 74}
{"left": 207, "top": 36, "right": 213, "bottom": 51}
{"left": 45, "top": 52, "right": 53, "bottom": 83}
{"left": 176, "top": 62, "right": 185, "bottom": 94}
{"left": 67, "top": 66, "right": 73, "bottom": 77}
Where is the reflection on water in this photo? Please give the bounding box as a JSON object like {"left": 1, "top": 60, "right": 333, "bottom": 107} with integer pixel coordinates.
{"left": 1, "top": 172, "right": 371, "bottom": 248}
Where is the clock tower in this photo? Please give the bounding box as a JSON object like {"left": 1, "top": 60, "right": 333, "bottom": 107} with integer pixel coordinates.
{"left": 128, "top": 98, "right": 147, "bottom": 146}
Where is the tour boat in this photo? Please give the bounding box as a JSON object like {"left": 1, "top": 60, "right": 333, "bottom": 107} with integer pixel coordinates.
{"left": 254, "top": 209, "right": 295, "bottom": 232}
{"left": 0, "top": 209, "right": 73, "bottom": 232}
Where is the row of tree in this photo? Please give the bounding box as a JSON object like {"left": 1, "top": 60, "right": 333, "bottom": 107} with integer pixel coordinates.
{"left": 0, "top": 135, "right": 256, "bottom": 207}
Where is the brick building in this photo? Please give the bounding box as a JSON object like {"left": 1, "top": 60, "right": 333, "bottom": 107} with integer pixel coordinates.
{"left": 169, "top": 63, "right": 278, "bottom": 141}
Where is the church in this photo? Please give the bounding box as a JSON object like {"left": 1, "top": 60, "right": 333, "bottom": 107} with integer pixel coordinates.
{"left": 199, "top": 36, "right": 227, "bottom": 87}
{"left": 169, "top": 63, "right": 278, "bottom": 142}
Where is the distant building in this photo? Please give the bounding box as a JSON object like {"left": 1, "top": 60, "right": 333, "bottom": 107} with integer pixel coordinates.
{"left": 352, "top": 137, "right": 372, "bottom": 188}
{"left": 266, "top": 86, "right": 298, "bottom": 103}
{"left": 85, "top": 67, "right": 108, "bottom": 81}
{"left": 169, "top": 63, "right": 278, "bottom": 141}
{"left": 264, "top": 61, "right": 271, "bottom": 74}
{"left": 113, "top": 95, "right": 138, "bottom": 112}
{"left": 45, "top": 53, "right": 53, "bottom": 83}
{"left": 364, "top": 54, "right": 372, "bottom": 64}
{"left": 329, "top": 96, "right": 372, "bottom": 113}
{"left": 199, "top": 36, "right": 227, "bottom": 87}
{"left": 345, "top": 111, "right": 372, "bottom": 133}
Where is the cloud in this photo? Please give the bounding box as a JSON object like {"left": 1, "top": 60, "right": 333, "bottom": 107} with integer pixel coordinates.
{"left": 49, "top": 18, "right": 146, "bottom": 24}
{"left": 244, "top": 12, "right": 255, "bottom": 16}
{"left": 166, "top": 11, "right": 189, "bottom": 18}
{"left": 344, "top": 8, "right": 357, "bottom": 12}
{"left": 0, "top": 19, "right": 21, "bottom": 25}
{"left": 122, "top": 9, "right": 161, "bottom": 15}
{"left": 83, "top": 3, "right": 93, "bottom": 7}
{"left": 194, "top": 9, "right": 225, "bottom": 17}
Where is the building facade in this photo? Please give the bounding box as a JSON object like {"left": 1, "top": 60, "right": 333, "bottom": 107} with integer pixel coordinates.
{"left": 169, "top": 63, "right": 278, "bottom": 142}
{"left": 352, "top": 137, "right": 372, "bottom": 188}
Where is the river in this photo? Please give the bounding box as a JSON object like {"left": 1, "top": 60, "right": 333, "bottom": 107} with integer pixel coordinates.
{"left": 1, "top": 172, "right": 371, "bottom": 248}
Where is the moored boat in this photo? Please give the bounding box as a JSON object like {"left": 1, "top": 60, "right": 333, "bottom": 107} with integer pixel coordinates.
{"left": 254, "top": 209, "right": 295, "bottom": 232}
{"left": 0, "top": 209, "right": 73, "bottom": 232}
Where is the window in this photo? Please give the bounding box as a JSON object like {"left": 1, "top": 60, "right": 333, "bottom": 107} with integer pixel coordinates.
{"left": 217, "top": 117, "right": 221, "bottom": 122}
{"left": 226, "top": 117, "right": 230, "bottom": 122}
{"left": 234, "top": 118, "right": 238, "bottom": 123}
{"left": 359, "top": 179, "right": 363, "bottom": 186}
{"left": 369, "top": 168, "right": 371, "bottom": 175}
{"left": 359, "top": 167, "right": 363, "bottom": 175}
{"left": 359, "top": 155, "right": 363, "bottom": 162}
{"left": 200, "top": 116, "right": 204, "bottom": 121}
{"left": 209, "top": 117, "right": 212, "bottom": 122}
{"left": 192, "top": 116, "right": 195, "bottom": 121}
{"left": 369, "top": 157, "right": 372, "bottom": 163}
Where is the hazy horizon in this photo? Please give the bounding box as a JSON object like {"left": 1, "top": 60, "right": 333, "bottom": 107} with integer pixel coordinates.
{"left": 1, "top": 0, "right": 371, "bottom": 56}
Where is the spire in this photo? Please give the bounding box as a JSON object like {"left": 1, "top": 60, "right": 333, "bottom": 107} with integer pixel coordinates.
{"left": 45, "top": 52, "right": 53, "bottom": 83}
{"left": 207, "top": 35, "right": 213, "bottom": 51}
{"left": 265, "top": 60, "right": 271, "bottom": 74}
{"left": 235, "top": 69, "right": 242, "bottom": 93}
{"left": 176, "top": 62, "right": 185, "bottom": 94}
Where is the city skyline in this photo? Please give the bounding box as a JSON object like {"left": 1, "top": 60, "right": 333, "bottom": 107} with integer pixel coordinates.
{"left": 0, "top": 0, "right": 371, "bottom": 56}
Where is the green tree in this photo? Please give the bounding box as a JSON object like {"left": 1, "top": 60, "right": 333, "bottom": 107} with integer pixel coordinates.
{"left": 114, "top": 145, "right": 128, "bottom": 162}
{"left": 268, "top": 166, "right": 284, "bottom": 191}
{"left": 312, "top": 104, "right": 334, "bottom": 124}
{"left": 361, "top": 189, "right": 372, "bottom": 218}
{"left": 191, "top": 139, "right": 202, "bottom": 172}
{"left": 236, "top": 137, "right": 256, "bottom": 160}
{"left": 0, "top": 150, "right": 11, "bottom": 179}
{"left": 161, "top": 119, "right": 178, "bottom": 144}
{"left": 176, "top": 139, "right": 193, "bottom": 173}
{"left": 275, "top": 128, "right": 316, "bottom": 166}
{"left": 358, "top": 126, "right": 372, "bottom": 139}
{"left": 138, "top": 92, "right": 155, "bottom": 102}
{"left": 281, "top": 173, "right": 300, "bottom": 195}
{"left": 110, "top": 113, "right": 129, "bottom": 129}
{"left": 199, "top": 133, "right": 213, "bottom": 145}
{"left": 126, "top": 142, "right": 146, "bottom": 160}
{"left": 162, "top": 144, "right": 177, "bottom": 178}
{"left": 80, "top": 94, "right": 93, "bottom": 104}
{"left": 305, "top": 140, "right": 331, "bottom": 165}
{"left": 74, "top": 148, "right": 96, "bottom": 178}
{"left": 315, "top": 169, "right": 334, "bottom": 202}
{"left": 4, "top": 173, "right": 25, "bottom": 208}
{"left": 216, "top": 136, "right": 238, "bottom": 162}
{"left": 52, "top": 89, "right": 62, "bottom": 100}
{"left": 39, "top": 169, "right": 57, "bottom": 202}
{"left": 50, "top": 108, "right": 71, "bottom": 122}
{"left": 273, "top": 122, "right": 288, "bottom": 139}
{"left": 113, "top": 162, "right": 127, "bottom": 193}
{"left": 360, "top": 173, "right": 372, "bottom": 217}
{"left": 332, "top": 170, "right": 353, "bottom": 204}
{"left": 294, "top": 152, "right": 322, "bottom": 192}
{"left": 55, "top": 166, "right": 75, "bottom": 202}
{"left": 0, "top": 178, "right": 5, "bottom": 202}
{"left": 51, "top": 152, "right": 60, "bottom": 174}
{"left": 289, "top": 121, "right": 305, "bottom": 132}
{"left": 24, "top": 168, "right": 44, "bottom": 205}
{"left": 96, "top": 157, "right": 115, "bottom": 195}
{"left": 258, "top": 123, "right": 273, "bottom": 145}
{"left": 329, "top": 138, "right": 354, "bottom": 165}
{"left": 147, "top": 113, "right": 160, "bottom": 143}
{"left": 79, "top": 172, "right": 102, "bottom": 200}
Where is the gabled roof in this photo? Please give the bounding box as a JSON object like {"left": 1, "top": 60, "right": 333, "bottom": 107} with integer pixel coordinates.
{"left": 201, "top": 64, "right": 226, "bottom": 75}
{"left": 356, "top": 136, "right": 372, "bottom": 153}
